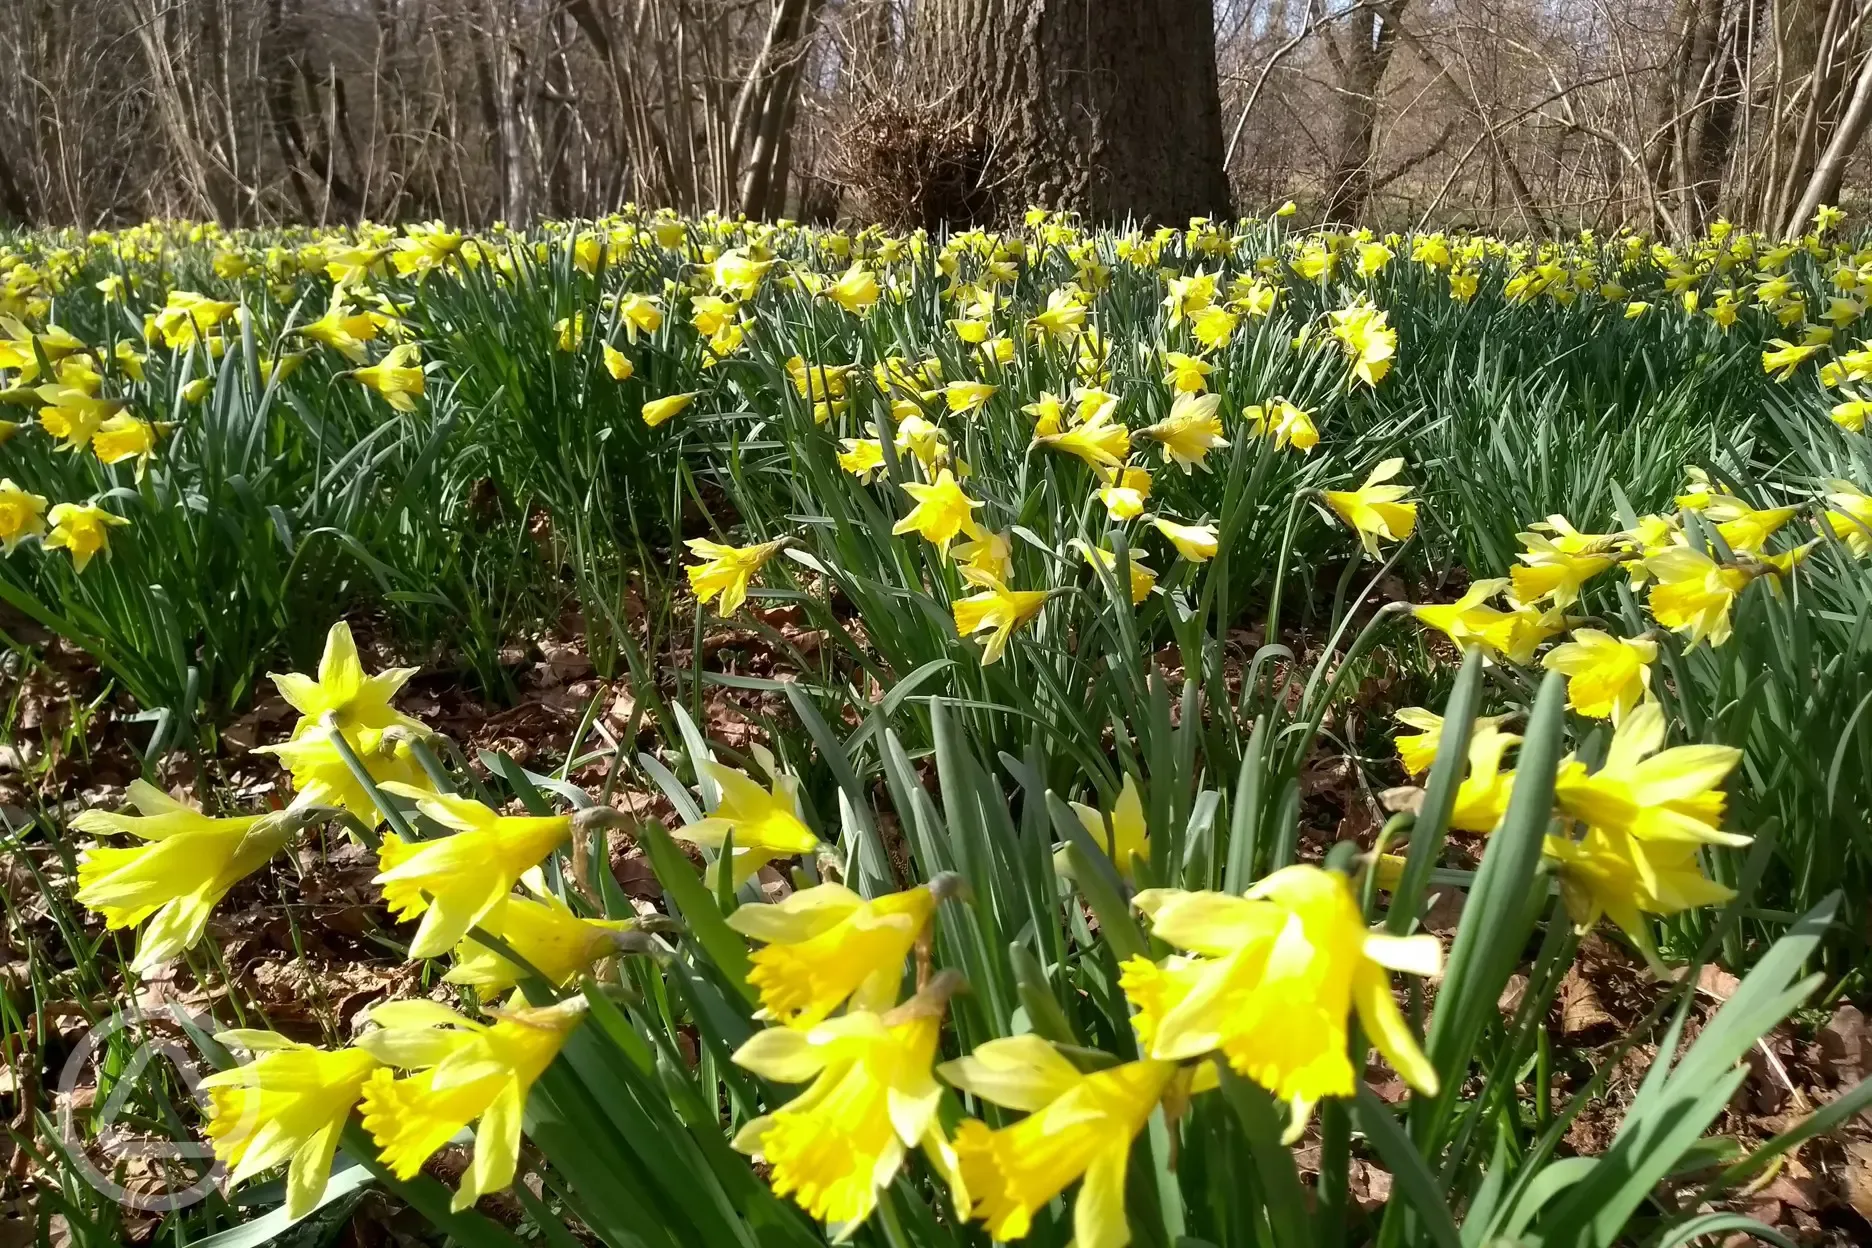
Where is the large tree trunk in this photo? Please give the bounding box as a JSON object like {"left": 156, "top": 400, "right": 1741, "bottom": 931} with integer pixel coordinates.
{"left": 909, "top": 0, "right": 1230, "bottom": 225}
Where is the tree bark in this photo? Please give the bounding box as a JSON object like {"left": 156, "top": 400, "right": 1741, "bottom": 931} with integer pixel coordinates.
{"left": 911, "top": 0, "right": 1231, "bottom": 225}
{"left": 1321, "top": 0, "right": 1409, "bottom": 223}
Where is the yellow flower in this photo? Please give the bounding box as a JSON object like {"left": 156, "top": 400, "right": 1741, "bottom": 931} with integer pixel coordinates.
{"left": 44, "top": 502, "right": 128, "bottom": 572}
{"left": 1096, "top": 465, "right": 1152, "bottom": 519}
{"left": 200, "top": 1034, "right": 380, "bottom": 1219}
{"left": 1029, "top": 288, "right": 1088, "bottom": 340}
{"left": 837, "top": 437, "right": 886, "bottom": 482}
{"left": 642, "top": 391, "right": 696, "bottom": 428}
{"left": 677, "top": 756, "right": 823, "bottom": 887}
{"left": 619, "top": 293, "right": 664, "bottom": 340}
{"left": 1162, "top": 351, "right": 1213, "bottom": 394}
{"left": 353, "top": 344, "right": 424, "bottom": 411}
{"left": 371, "top": 786, "right": 574, "bottom": 959}
{"left": 1832, "top": 397, "right": 1872, "bottom": 431}
{"left": 1245, "top": 398, "right": 1318, "bottom": 452}
{"left": 1356, "top": 241, "right": 1394, "bottom": 278}
{"left": 1825, "top": 480, "right": 1872, "bottom": 556}
{"left": 298, "top": 295, "right": 379, "bottom": 362}
{"left": 945, "top": 380, "right": 998, "bottom": 415}
{"left": 268, "top": 620, "right": 427, "bottom": 750}
{"left": 444, "top": 890, "right": 633, "bottom": 992}
{"left": 1542, "top": 630, "right": 1657, "bottom": 721}
{"left": 1033, "top": 403, "right": 1130, "bottom": 472}
{"left": 1392, "top": 707, "right": 1516, "bottom": 778}
{"left": 728, "top": 881, "right": 940, "bottom": 1026}
{"left": 601, "top": 342, "right": 634, "bottom": 380}
{"left": 89, "top": 415, "right": 162, "bottom": 476}
{"left": 945, "top": 1036, "right": 1176, "bottom": 1248}
{"left": 1546, "top": 826, "right": 1734, "bottom": 967}
{"left": 1447, "top": 726, "right": 1521, "bottom": 833}
{"left": 1124, "top": 867, "right": 1440, "bottom": 1128}
{"left": 732, "top": 988, "right": 964, "bottom": 1232}
{"left": 359, "top": 998, "right": 588, "bottom": 1211}
{"left": 1552, "top": 701, "right": 1748, "bottom": 856}
{"left": 1328, "top": 302, "right": 1397, "bottom": 386}
{"left": 953, "top": 577, "right": 1050, "bottom": 665}
{"left": 1151, "top": 517, "right": 1218, "bottom": 562}
{"left": 1761, "top": 338, "right": 1822, "bottom": 381}
{"left": 1323, "top": 458, "right": 1418, "bottom": 557}
{"left": 255, "top": 715, "right": 427, "bottom": 824}
{"left": 893, "top": 469, "right": 980, "bottom": 552}
{"left": 953, "top": 523, "right": 1014, "bottom": 585}
{"left": 36, "top": 385, "right": 123, "bottom": 452}
{"left": 153, "top": 292, "right": 237, "bottom": 348}
{"left": 1645, "top": 547, "right": 1751, "bottom": 646}
{"left": 686, "top": 536, "right": 786, "bottom": 616}
{"left": 72, "top": 782, "right": 306, "bottom": 974}
{"left": 0, "top": 478, "right": 48, "bottom": 552}
{"left": 1068, "top": 774, "right": 1148, "bottom": 879}
{"left": 1078, "top": 542, "right": 1155, "bottom": 603}
{"left": 1510, "top": 532, "right": 1613, "bottom": 607}
{"left": 827, "top": 264, "right": 880, "bottom": 314}
{"left": 1137, "top": 392, "right": 1228, "bottom": 473}
{"left": 1192, "top": 305, "right": 1240, "bottom": 348}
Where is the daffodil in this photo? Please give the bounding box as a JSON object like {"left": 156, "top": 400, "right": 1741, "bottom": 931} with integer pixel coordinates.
{"left": 1124, "top": 866, "right": 1440, "bottom": 1130}
{"left": 268, "top": 620, "right": 428, "bottom": 750}
{"left": 44, "top": 502, "right": 128, "bottom": 572}
{"left": 1545, "top": 826, "right": 1733, "bottom": 968}
{"left": 837, "top": 436, "right": 886, "bottom": 482}
{"left": 1137, "top": 392, "right": 1227, "bottom": 472}
{"left": 729, "top": 881, "right": 940, "bottom": 1026}
{"left": 1447, "top": 725, "right": 1521, "bottom": 833}
{"left": 826, "top": 265, "right": 880, "bottom": 313}
{"left": 945, "top": 1036, "right": 1177, "bottom": 1248}
{"left": 1826, "top": 480, "right": 1872, "bottom": 556}
{"left": 619, "top": 293, "right": 664, "bottom": 340}
{"left": 35, "top": 385, "right": 122, "bottom": 451}
{"left": 1245, "top": 398, "right": 1318, "bottom": 452}
{"left": 1323, "top": 458, "right": 1417, "bottom": 557}
{"left": 358, "top": 998, "right": 588, "bottom": 1210}
{"left": 1645, "top": 547, "right": 1751, "bottom": 646}
{"left": 200, "top": 1033, "right": 381, "bottom": 1219}
{"left": 1543, "top": 630, "right": 1657, "bottom": 720}
{"left": 298, "top": 295, "right": 378, "bottom": 362}
{"left": 686, "top": 536, "right": 786, "bottom": 616}
{"left": 1097, "top": 464, "right": 1152, "bottom": 519}
{"left": 1328, "top": 303, "right": 1397, "bottom": 386}
{"left": 601, "top": 342, "right": 634, "bottom": 380}
{"left": 1391, "top": 707, "right": 1514, "bottom": 778}
{"left": 677, "top": 754, "right": 823, "bottom": 887}
{"left": 444, "top": 890, "right": 634, "bottom": 992}
{"left": 153, "top": 292, "right": 237, "bottom": 348}
{"left": 257, "top": 730, "right": 428, "bottom": 825}
{"left": 642, "top": 390, "right": 696, "bottom": 427}
{"left": 732, "top": 984, "right": 965, "bottom": 1232}
{"left": 372, "top": 786, "right": 573, "bottom": 959}
{"left": 953, "top": 577, "right": 1050, "bottom": 664}
{"left": 1510, "top": 532, "right": 1614, "bottom": 606}
{"left": 1078, "top": 542, "right": 1155, "bottom": 603}
{"left": 89, "top": 414, "right": 162, "bottom": 477}
{"left": 1162, "top": 351, "right": 1213, "bottom": 393}
{"left": 1033, "top": 403, "right": 1130, "bottom": 471}
{"left": 945, "top": 380, "right": 997, "bottom": 415}
{"left": 1552, "top": 701, "right": 1748, "bottom": 857}
{"left": 1761, "top": 338, "right": 1822, "bottom": 380}
{"left": 0, "top": 478, "right": 48, "bottom": 551}
{"left": 893, "top": 469, "right": 979, "bottom": 552}
{"left": 72, "top": 782, "right": 310, "bottom": 974}
{"left": 1068, "top": 774, "right": 1148, "bottom": 878}
{"left": 353, "top": 344, "right": 424, "bottom": 411}
{"left": 953, "top": 523, "right": 1013, "bottom": 585}
{"left": 1151, "top": 517, "right": 1218, "bottom": 562}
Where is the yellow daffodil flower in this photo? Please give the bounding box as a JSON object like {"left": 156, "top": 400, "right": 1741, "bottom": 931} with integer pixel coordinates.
{"left": 893, "top": 469, "right": 979, "bottom": 552}
{"left": 1644, "top": 547, "right": 1751, "bottom": 646}
{"left": 153, "top": 292, "right": 237, "bottom": 348}
{"left": 837, "top": 436, "right": 886, "bottom": 482}
{"left": 359, "top": 997, "right": 588, "bottom": 1211}
{"left": 371, "top": 786, "right": 574, "bottom": 959}
{"left": 641, "top": 390, "right": 696, "bottom": 427}
{"left": 729, "top": 881, "right": 941, "bottom": 1026}
{"left": 1033, "top": 404, "right": 1130, "bottom": 472}
{"left": 1162, "top": 351, "right": 1213, "bottom": 394}
{"left": 36, "top": 385, "right": 123, "bottom": 452}
{"left": 619, "top": 293, "right": 664, "bottom": 340}
{"left": 677, "top": 755, "right": 822, "bottom": 887}
{"left": 1545, "top": 826, "right": 1733, "bottom": 969}
{"left": 1447, "top": 725, "right": 1522, "bottom": 833}
{"left": 1510, "top": 532, "right": 1613, "bottom": 607}
{"left": 268, "top": 620, "right": 427, "bottom": 750}
{"left": 444, "top": 890, "right": 634, "bottom": 992}
{"left": 1328, "top": 302, "right": 1396, "bottom": 387}
{"left": 1323, "top": 458, "right": 1418, "bottom": 557}
{"left": 1124, "top": 866, "right": 1440, "bottom": 1131}
{"left": 953, "top": 523, "right": 1014, "bottom": 585}
{"left": 732, "top": 983, "right": 966, "bottom": 1232}
{"left": 601, "top": 342, "right": 634, "bottom": 380}
{"left": 1078, "top": 542, "right": 1155, "bottom": 603}
{"left": 945, "top": 380, "right": 997, "bottom": 415}
{"left": 1068, "top": 774, "right": 1148, "bottom": 878}
{"left": 353, "top": 343, "right": 424, "bottom": 411}
{"left": 1391, "top": 707, "right": 1514, "bottom": 777}
{"left": 1552, "top": 701, "right": 1748, "bottom": 858}
{"left": 1245, "top": 397, "right": 1318, "bottom": 452}
{"left": 953, "top": 577, "right": 1050, "bottom": 665}
{"left": 1137, "top": 392, "right": 1228, "bottom": 473}
{"left": 686, "top": 536, "right": 786, "bottom": 616}
{"left": 72, "top": 782, "right": 310, "bottom": 974}
{"left": 826, "top": 264, "right": 879, "bottom": 314}
{"left": 945, "top": 1035, "right": 1177, "bottom": 1248}
{"left": 201, "top": 1033, "right": 381, "bottom": 1219}
{"left": 1097, "top": 464, "right": 1152, "bottom": 519}
{"left": 0, "top": 478, "right": 48, "bottom": 551}
{"left": 1761, "top": 338, "right": 1822, "bottom": 381}
{"left": 1825, "top": 480, "right": 1872, "bottom": 556}
{"left": 1542, "top": 630, "right": 1657, "bottom": 721}
{"left": 44, "top": 502, "right": 128, "bottom": 572}
{"left": 1152, "top": 517, "right": 1219, "bottom": 562}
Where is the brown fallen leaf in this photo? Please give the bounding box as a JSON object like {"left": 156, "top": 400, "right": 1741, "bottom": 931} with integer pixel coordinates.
{"left": 1557, "top": 966, "right": 1615, "bottom": 1037}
